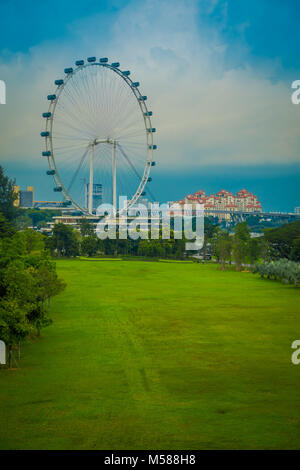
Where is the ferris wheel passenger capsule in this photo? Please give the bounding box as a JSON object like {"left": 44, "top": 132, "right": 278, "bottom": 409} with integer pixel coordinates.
{"left": 64, "top": 68, "right": 73, "bottom": 74}
{"left": 54, "top": 186, "right": 63, "bottom": 192}
{"left": 132, "top": 82, "right": 140, "bottom": 87}
{"left": 46, "top": 170, "right": 56, "bottom": 175}
{"left": 144, "top": 111, "right": 152, "bottom": 116}
{"left": 75, "top": 60, "right": 84, "bottom": 66}
{"left": 87, "top": 57, "right": 96, "bottom": 62}
{"left": 100, "top": 57, "right": 108, "bottom": 63}
{"left": 139, "top": 96, "right": 147, "bottom": 101}
{"left": 42, "top": 151, "right": 51, "bottom": 157}
{"left": 42, "top": 112, "right": 52, "bottom": 118}
{"left": 41, "top": 131, "right": 50, "bottom": 137}
{"left": 55, "top": 79, "right": 64, "bottom": 86}
{"left": 47, "top": 94, "right": 56, "bottom": 101}
{"left": 122, "top": 70, "right": 130, "bottom": 76}
{"left": 147, "top": 128, "right": 156, "bottom": 133}
{"left": 111, "top": 62, "right": 120, "bottom": 68}
{"left": 148, "top": 145, "right": 157, "bottom": 149}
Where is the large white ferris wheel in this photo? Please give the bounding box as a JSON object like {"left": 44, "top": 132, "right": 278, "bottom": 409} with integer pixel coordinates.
{"left": 41, "top": 57, "right": 157, "bottom": 214}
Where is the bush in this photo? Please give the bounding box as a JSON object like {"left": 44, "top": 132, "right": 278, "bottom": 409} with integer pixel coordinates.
{"left": 254, "top": 259, "right": 300, "bottom": 286}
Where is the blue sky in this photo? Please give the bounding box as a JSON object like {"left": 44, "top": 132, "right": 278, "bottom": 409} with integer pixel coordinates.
{"left": 0, "top": 0, "right": 300, "bottom": 211}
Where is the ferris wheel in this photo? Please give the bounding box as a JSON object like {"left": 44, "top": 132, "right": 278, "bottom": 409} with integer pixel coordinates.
{"left": 40, "top": 57, "right": 157, "bottom": 215}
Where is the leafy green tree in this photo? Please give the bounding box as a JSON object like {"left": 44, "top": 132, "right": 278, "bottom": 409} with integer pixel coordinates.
{"left": 79, "top": 218, "right": 95, "bottom": 237}
{"left": 249, "top": 238, "right": 262, "bottom": 268}
{"left": 234, "top": 222, "right": 251, "bottom": 242}
{"left": 213, "top": 230, "right": 232, "bottom": 269}
{"left": 264, "top": 220, "right": 300, "bottom": 260}
{"left": 15, "top": 213, "right": 32, "bottom": 230}
{"left": 16, "top": 208, "right": 61, "bottom": 228}
{"left": 51, "top": 223, "right": 80, "bottom": 257}
{"left": 21, "top": 228, "right": 45, "bottom": 254}
{"left": 0, "top": 299, "right": 31, "bottom": 368}
{"left": 81, "top": 236, "right": 99, "bottom": 257}
{"left": 232, "top": 222, "right": 250, "bottom": 270}
{"left": 291, "top": 237, "right": 300, "bottom": 262}
{"left": 0, "top": 165, "right": 18, "bottom": 222}
{"left": 0, "top": 212, "right": 15, "bottom": 239}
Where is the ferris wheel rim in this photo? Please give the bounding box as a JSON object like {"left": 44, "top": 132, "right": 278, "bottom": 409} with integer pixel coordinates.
{"left": 41, "top": 59, "right": 156, "bottom": 215}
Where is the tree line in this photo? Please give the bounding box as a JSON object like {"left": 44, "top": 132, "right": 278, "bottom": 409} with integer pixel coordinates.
{"left": 0, "top": 166, "right": 65, "bottom": 367}
{"left": 46, "top": 219, "right": 189, "bottom": 260}
{"left": 208, "top": 219, "right": 300, "bottom": 286}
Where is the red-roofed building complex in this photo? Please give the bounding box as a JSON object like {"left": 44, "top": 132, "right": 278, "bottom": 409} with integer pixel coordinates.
{"left": 173, "top": 189, "right": 262, "bottom": 220}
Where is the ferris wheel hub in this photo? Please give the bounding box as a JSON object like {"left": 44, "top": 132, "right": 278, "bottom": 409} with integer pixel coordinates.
{"left": 91, "top": 138, "right": 116, "bottom": 146}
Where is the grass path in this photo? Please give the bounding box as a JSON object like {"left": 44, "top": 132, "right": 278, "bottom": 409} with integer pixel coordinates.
{"left": 0, "top": 260, "right": 299, "bottom": 449}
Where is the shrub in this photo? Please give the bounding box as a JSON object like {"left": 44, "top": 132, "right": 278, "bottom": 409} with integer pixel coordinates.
{"left": 254, "top": 259, "right": 300, "bottom": 286}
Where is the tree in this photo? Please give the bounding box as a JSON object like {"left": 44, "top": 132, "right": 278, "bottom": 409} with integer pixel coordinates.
{"left": 81, "top": 236, "right": 99, "bottom": 257}
{"left": 0, "top": 299, "right": 31, "bottom": 368}
{"left": 0, "top": 165, "right": 18, "bottom": 222}
{"left": 51, "top": 223, "right": 80, "bottom": 257}
{"left": 213, "top": 230, "right": 232, "bottom": 269}
{"left": 234, "top": 222, "right": 251, "bottom": 242}
{"left": 15, "top": 213, "right": 32, "bottom": 230}
{"left": 0, "top": 211, "right": 15, "bottom": 239}
{"left": 232, "top": 222, "right": 250, "bottom": 270}
{"left": 249, "top": 238, "right": 262, "bottom": 268}
{"left": 22, "top": 228, "right": 45, "bottom": 254}
{"left": 264, "top": 220, "right": 300, "bottom": 260}
{"left": 291, "top": 237, "right": 300, "bottom": 262}
{"left": 79, "top": 218, "right": 95, "bottom": 237}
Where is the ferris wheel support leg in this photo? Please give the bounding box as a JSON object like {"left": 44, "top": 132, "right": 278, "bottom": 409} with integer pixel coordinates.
{"left": 112, "top": 140, "right": 117, "bottom": 214}
{"left": 88, "top": 143, "right": 94, "bottom": 214}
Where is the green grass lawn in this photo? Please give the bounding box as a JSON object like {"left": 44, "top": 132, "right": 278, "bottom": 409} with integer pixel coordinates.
{"left": 0, "top": 259, "right": 299, "bottom": 449}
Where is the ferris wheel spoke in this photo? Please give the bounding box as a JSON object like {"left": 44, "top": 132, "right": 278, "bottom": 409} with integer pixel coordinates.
{"left": 67, "top": 145, "right": 90, "bottom": 193}
{"left": 118, "top": 144, "right": 156, "bottom": 202}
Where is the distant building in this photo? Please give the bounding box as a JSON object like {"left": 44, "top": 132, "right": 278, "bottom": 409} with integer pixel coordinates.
{"left": 173, "top": 188, "right": 262, "bottom": 220}
{"left": 295, "top": 207, "right": 300, "bottom": 214}
{"left": 85, "top": 183, "right": 102, "bottom": 211}
{"left": 34, "top": 201, "right": 68, "bottom": 209}
{"left": 13, "top": 185, "right": 20, "bottom": 207}
{"left": 14, "top": 185, "right": 34, "bottom": 208}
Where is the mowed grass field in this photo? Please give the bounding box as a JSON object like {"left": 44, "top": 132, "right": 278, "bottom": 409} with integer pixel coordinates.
{"left": 0, "top": 259, "right": 300, "bottom": 450}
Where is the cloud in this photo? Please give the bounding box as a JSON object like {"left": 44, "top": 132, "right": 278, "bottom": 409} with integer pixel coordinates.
{"left": 0, "top": 0, "right": 299, "bottom": 174}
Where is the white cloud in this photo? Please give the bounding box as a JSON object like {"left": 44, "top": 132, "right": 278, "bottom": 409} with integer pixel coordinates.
{"left": 0, "top": 0, "right": 299, "bottom": 172}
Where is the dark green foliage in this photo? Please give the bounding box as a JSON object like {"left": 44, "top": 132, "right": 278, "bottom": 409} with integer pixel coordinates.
{"left": 0, "top": 212, "right": 16, "bottom": 239}
{"left": 249, "top": 238, "right": 261, "bottom": 267}
{"left": 16, "top": 209, "right": 62, "bottom": 229}
{"left": 0, "top": 227, "right": 66, "bottom": 367}
{"left": 211, "top": 229, "right": 232, "bottom": 269}
{"left": 0, "top": 165, "right": 19, "bottom": 222}
{"left": 79, "top": 218, "right": 94, "bottom": 237}
{"left": 81, "top": 236, "right": 99, "bottom": 257}
{"left": 290, "top": 237, "right": 300, "bottom": 262}
{"left": 263, "top": 220, "right": 300, "bottom": 260}
{"left": 52, "top": 223, "right": 80, "bottom": 257}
